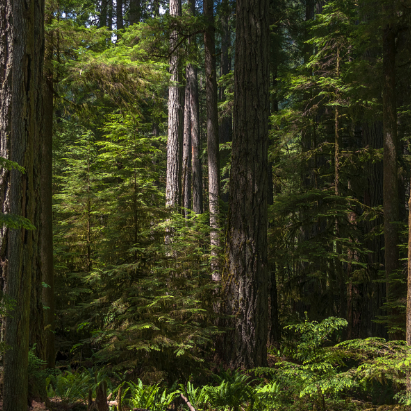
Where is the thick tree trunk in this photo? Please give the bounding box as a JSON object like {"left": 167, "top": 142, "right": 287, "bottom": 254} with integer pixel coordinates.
{"left": 224, "top": 0, "right": 270, "bottom": 368}
{"left": 3, "top": 0, "right": 45, "bottom": 407}
{"left": 117, "top": 0, "right": 124, "bottom": 29}
{"left": 0, "top": 0, "right": 12, "bottom": 343}
{"left": 382, "top": 10, "right": 399, "bottom": 308}
{"left": 182, "top": 80, "right": 192, "bottom": 216}
{"left": 187, "top": 0, "right": 202, "bottom": 214}
{"left": 42, "top": 22, "right": 55, "bottom": 369}
{"left": 165, "top": 0, "right": 182, "bottom": 209}
{"left": 204, "top": 0, "right": 220, "bottom": 280}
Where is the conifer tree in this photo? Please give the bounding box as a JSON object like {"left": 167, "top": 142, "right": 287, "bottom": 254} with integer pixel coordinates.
{"left": 204, "top": 0, "right": 220, "bottom": 280}
{"left": 224, "top": 0, "right": 270, "bottom": 368}
{"left": 166, "top": 0, "right": 182, "bottom": 209}
{"left": 3, "top": 0, "right": 45, "bottom": 406}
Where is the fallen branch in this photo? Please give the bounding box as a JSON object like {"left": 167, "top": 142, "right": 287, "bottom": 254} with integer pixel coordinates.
{"left": 180, "top": 393, "right": 197, "bottom": 411}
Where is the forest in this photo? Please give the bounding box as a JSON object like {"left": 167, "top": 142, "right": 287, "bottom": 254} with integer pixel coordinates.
{"left": 2, "top": 0, "right": 411, "bottom": 409}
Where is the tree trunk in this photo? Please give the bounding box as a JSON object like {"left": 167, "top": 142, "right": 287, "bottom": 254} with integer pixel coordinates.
{"left": 100, "top": 0, "right": 108, "bottom": 27}
{"left": 219, "top": 0, "right": 232, "bottom": 203}
{"left": 187, "top": 0, "right": 202, "bottom": 215}
{"left": 182, "top": 79, "right": 192, "bottom": 216}
{"left": 204, "top": 0, "right": 220, "bottom": 280}
{"left": 107, "top": 0, "right": 113, "bottom": 30}
{"left": 117, "top": 0, "right": 124, "bottom": 29}
{"left": 362, "top": 121, "right": 386, "bottom": 339}
{"left": 382, "top": 8, "right": 399, "bottom": 310}
{"left": 224, "top": 0, "right": 270, "bottom": 368}
{"left": 41, "top": 19, "right": 55, "bottom": 369}
{"left": 0, "top": 0, "right": 12, "bottom": 348}
{"left": 407, "top": 175, "right": 411, "bottom": 393}
{"left": 3, "top": 0, "right": 44, "bottom": 407}
{"left": 165, "top": 0, "right": 182, "bottom": 209}
{"left": 129, "top": 0, "right": 141, "bottom": 25}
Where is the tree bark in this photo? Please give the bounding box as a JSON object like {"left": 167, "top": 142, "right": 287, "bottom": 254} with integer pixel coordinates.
{"left": 219, "top": 0, "right": 232, "bottom": 203}
{"left": 129, "top": 0, "right": 141, "bottom": 25}
{"left": 165, "top": 0, "right": 182, "bottom": 209}
{"left": 3, "top": 0, "right": 45, "bottom": 407}
{"left": 407, "top": 175, "right": 411, "bottom": 392}
{"left": 100, "top": 0, "right": 108, "bottom": 27}
{"left": 382, "top": 6, "right": 399, "bottom": 308}
{"left": 204, "top": 0, "right": 220, "bottom": 280}
{"left": 187, "top": 0, "right": 202, "bottom": 215}
{"left": 41, "top": 17, "right": 55, "bottom": 369}
{"left": 117, "top": 0, "right": 124, "bottom": 29}
{"left": 182, "top": 78, "right": 192, "bottom": 216}
{"left": 0, "top": 0, "right": 12, "bottom": 346}
{"left": 224, "top": 0, "right": 270, "bottom": 368}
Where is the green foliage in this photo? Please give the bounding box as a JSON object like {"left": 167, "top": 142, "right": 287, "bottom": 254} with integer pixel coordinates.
{"left": 127, "top": 379, "right": 179, "bottom": 410}
{"left": 46, "top": 368, "right": 117, "bottom": 403}
{"left": 205, "top": 370, "right": 254, "bottom": 411}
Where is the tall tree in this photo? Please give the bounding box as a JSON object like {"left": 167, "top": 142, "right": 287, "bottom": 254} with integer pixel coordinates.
{"left": 182, "top": 81, "right": 192, "bottom": 216}
{"left": 187, "top": 0, "right": 202, "bottom": 214}
{"left": 100, "top": 0, "right": 108, "bottom": 27}
{"left": 224, "top": 0, "right": 270, "bottom": 368}
{"left": 219, "top": 0, "right": 232, "bottom": 203}
{"left": 129, "top": 0, "right": 141, "bottom": 25}
{"left": 117, "top": 0, "right": 124, "bottom": 29}
{"left": 382, "top": 2, "right": 399, "bottom": 308}
{"left": 166, "top": 0, "right": 182, "bottom": 209}
{"left": 204, "top": 0, "right": 220, "bottom": 279}
{"left": 0, "top": 0, "right": 12, "bottom": 309}
{"left": 41, "top": 12, "right": 55, "bottom": 369}
{"left": 3, "top": 0, "right": 45, "bottom": 407}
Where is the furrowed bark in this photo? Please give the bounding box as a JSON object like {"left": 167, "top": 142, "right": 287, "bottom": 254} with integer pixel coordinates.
{"left": 3, "top": 0, "right": 45, "bottom": 407}
{"left": 224, "top": 0, "right": 270, "bottom": 368}
{"left": 41, "top": 16, "right": 56, "bottom": 369}
{"left": 187, "top": 0, "right": 202, "bottom": 214}
{"left": 0, "top": 0, "right": 12, "bottom": 348}
{"left": 182, "top": 78, "right": 192, "bottom": 216}
{"left": 166, "top": 0, "right": 182, "bottom": 210}
{"left": 204, "top": 0, "right": 220, "bottom": 280}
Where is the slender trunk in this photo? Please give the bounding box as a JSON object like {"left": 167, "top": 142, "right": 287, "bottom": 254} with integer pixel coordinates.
{"left": 166, "top": 0, "right": 182, "bottom": 209}
{"left": 117, "top": 0, "right": 124, "bottom": 29}
{"left": 100, "top": 0, "right": 108, "bottom": 27}
{"left": 224, "top": 0, "right": 270, "bottom": 368}
{"left": 382, "top": 8, "right": 399, "bottom": 308}
{"left": 4, "top": 0, "right": 44, "bottom": 407}
{"left": 42, "top": 21, "right": 55, "bottom": 368}
{"left": 182, "top": 80, "right": 192, "bottom": 216}
{"left": 334, "top": 46, "right": 345, "bottom": 319}
{"left": 0, "top": 0, "right": 12, "bottom": 350}
{"left": 129, "top": 0, "right": 141, "bottom": 25}
{"left": 107, "top": 0, "right": 113, "bottom": 30}
{"left": 219, "top": 0, "right": 232, "bottom": 203}
{"left": 187, "top": 0, "right": 202, "bottom": 214}
{"left": 204, "top": 0, "right": 220, "bottom": 280}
